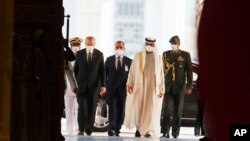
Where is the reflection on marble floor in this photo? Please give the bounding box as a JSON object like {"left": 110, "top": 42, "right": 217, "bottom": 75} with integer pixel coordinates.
{"left": 61, "top": 118, "right": 202, "bottom": 141}
{"left": 65, "top": 136, "right": 199, "bottom": 141}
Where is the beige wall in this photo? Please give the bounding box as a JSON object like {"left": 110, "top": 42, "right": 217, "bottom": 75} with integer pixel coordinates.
{"left": 0, "top": 0, "right": 13, "bottom": 141}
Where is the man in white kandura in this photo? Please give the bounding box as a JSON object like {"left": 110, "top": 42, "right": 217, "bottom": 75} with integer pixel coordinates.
{"left": 124, "top": 37, "right": 165, "bottom": 138}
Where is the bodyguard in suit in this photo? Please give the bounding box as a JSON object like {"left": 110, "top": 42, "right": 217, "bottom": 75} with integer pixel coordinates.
{"left": 74, "top": 36, "right": 106, "bottom": 136}
{"left": 105, "top": 41, "right": 132, "bottom": 136}
{"left": 161, "top": 35, "right": 193, "bottom": 139}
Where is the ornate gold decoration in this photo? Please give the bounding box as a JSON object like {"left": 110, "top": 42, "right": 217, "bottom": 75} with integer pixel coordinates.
{"left": 163, "top": 54, "right": 175, "bottom": 81}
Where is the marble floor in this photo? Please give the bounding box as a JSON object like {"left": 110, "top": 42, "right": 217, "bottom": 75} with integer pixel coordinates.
{"left": 65, "top": 136, "right": 200, "bottom": 141}
{"left": 61, "top": 118, "right": 202, "bottom": 141}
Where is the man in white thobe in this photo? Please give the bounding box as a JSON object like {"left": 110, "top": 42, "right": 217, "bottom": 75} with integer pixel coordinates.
{"left": 124, "top": 37, "right": 165, "bottom": 138}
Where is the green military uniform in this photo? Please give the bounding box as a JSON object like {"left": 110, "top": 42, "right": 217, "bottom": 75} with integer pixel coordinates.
{"left": 161, "top": 36, "right": 193, "bottom": 138}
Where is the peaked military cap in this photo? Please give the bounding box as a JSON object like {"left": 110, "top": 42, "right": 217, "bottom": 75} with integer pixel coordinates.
{"left": 169, "top": 35, "right": 180, "bottom": 44}
{"left": 69, "top": 37, "right": 83, "bottom": 44}
{"left": 145, "top": 37, "right": 156, "bottom": 42}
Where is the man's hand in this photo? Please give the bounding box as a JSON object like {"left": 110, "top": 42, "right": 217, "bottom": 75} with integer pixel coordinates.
{"left": 158, "top": 93, "right": 164, "bottom": 98}
{"left": 185, "top": 88, "right": 192, "bottom": 95}
{"left": 128, "top": 86, "right": 133, "bottom": 94}
{"left": 72, "top": 88, "right": 79, "bottom": 94}
{"left": 100, "top": 87, "right": 106, "bottom": 96}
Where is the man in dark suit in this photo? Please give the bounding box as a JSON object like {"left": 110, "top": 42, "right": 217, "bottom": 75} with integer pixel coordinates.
{"left": 74, "top": 36, "right": 106, "bottom": 136}
{"left": 161, "top": 35, "right": 193, "bottom": 139}
{"left": 105, "top": 41, "right": 132, "bottom": 136}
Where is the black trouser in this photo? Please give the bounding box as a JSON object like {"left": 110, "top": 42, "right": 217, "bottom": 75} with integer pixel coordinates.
{"left": 195, "top": 96, "right": 205, "bottom": 135}
{"left": 107, "top": 89, "right": 126, "bottom": 132}
{"left": 161, "top": 89, "right": 185, "bottom": 136}
{"left": 77, "top": 90, "right": 98, "bottom": 132}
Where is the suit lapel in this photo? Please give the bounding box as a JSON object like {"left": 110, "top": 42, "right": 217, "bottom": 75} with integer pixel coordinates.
{"left": 82, "top": 49, "right": 87, "bottom": 64}
{"left": 111, "top": 55, "right": 116, "bottom": 70}
{"left": 87, "top": 49, "right": 97, "bottom": 68}
{"left": 122, "top": 57, "right": 126, "bottom": 69}
{"left": 92, "top": 49, "right": 97, "bottom": 63}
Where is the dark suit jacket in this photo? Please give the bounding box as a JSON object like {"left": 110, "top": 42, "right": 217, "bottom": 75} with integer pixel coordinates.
{"left": 105, "top": 55, "right": 132, "bottom": 96}
{"left": 74, "top": 48, "right": 105, "bottom": 95}
{"left": 163, "top": 50, "right": 193, "bottom": 94}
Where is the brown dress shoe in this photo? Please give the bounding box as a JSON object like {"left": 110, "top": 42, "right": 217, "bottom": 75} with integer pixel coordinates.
{"left": 145, "top": 133, "right": 151, "bottom": 138}
{"left": 78, "top": 131, "right": 84, "bottom": 135}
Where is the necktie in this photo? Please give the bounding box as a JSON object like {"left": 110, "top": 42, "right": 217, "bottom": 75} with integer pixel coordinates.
{"left": 88, "top": 52, "right": 92, "bottom": 64}
{"left": 117, "top": 56, "right": 122, "bottom": 70}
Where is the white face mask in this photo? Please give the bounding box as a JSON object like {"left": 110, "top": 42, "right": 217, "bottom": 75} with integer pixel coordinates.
{"left": 145, "top": 45, "right": 154, "bottom": 52}
{"left": 71, "top": 46, "right": 80, "bottom": 54}
{"left": 171, "top": 44, "right": 178, "bottom": 51}
{"left": 115, "top": 49, "right": 124, "bottom": 56}
{"left": 86, "top": 45, "right": 94, "bottom": 51}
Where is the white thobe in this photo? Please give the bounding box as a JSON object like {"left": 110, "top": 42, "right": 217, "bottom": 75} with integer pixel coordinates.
{"left": 124, "top": 51, "right": 165, "bottom": 137}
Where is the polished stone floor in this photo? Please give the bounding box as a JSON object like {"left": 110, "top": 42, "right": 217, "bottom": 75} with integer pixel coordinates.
{"left": 65, "top": 136, "right": 199, "bottom": 141}
{"left": 62, "top": 118, "right": 202, "bottom": 141}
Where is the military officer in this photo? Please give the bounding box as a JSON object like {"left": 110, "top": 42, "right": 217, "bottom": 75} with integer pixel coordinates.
{"left": 161, "top": 35, "right": 193, "bottom": 139}
{"left": 64, "top": 37, "right": 82, "bottom": 135}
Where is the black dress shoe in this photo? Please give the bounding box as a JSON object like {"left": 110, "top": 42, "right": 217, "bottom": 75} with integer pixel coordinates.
{"left": 199, "top": 136, "right": 215, "bottom": 141}
{"left": 85, "top": 130, "right": 92, "bottom": 136}
{"left": 115, "top": 130, "right": 120, "bottom": 136}
{"left": 160, "top": 133, "right": 170, "bottom": 138}
{"left": 108, "top": 130, "right": 115, "bottom": 136}
{"left": 135, "top": 130, "right": 141, "bottom": 137}
{"left": 145, "top": 133, "right": 151, "bottom": 138}
{"left": 173, "top": 135, "right": 178, "bottom": 139}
